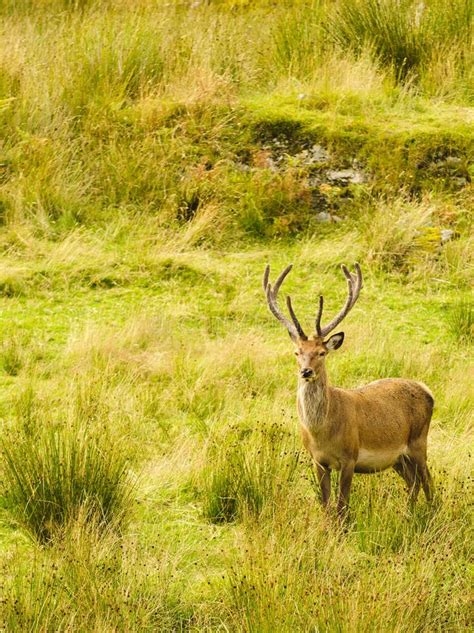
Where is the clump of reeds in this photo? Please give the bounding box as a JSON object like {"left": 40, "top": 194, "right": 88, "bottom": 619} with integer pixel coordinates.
{"left": 201, "top": 422, "right": 301, "bottom": 523}
{"left": 2, "top": 420, "right": 132, "bottom": 543}
{"left": 329, "top": 0, "right": 473, "bottom": 82}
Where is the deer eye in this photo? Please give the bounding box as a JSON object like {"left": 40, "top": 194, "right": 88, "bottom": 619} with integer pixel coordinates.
{"left": 294, "top": 351, "right": 300, "bottom": 356}
{"left": 319, "top": 351, "right": 326, "bottom": 357}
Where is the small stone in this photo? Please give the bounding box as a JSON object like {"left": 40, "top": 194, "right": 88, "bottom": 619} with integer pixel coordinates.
{"left": 309, "top": 144, "right": 330, "bottom": 163}
{"left": 294, "top": 144, "right": 329, "bottom": 166}
{"left": 445, "top": 156, "right": 462, "bottom": 166}
{"left": 316, "top": 211, "right": 331, "bottom": 222}
{"left": 440, "top": 229, "right": 455, "bottom": 243}
{"left": 308, "top": 176, "right": 322, "bottom": 187}
{"left": 266, "top": 157, "right": 278, "bottom": 172}
{"left": 234, "top": 162, "right": 251, "bottom": 172}
{"left": 326, "top": 168, "right": 365, "bottom": 184}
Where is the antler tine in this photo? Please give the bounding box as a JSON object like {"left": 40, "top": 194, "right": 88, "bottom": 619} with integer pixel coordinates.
{"left": 343, "top": 262, "right": 362, "bottom": 309}
{"left": 263, "top": 264, "right": 270, "bottom": 292}
{"left": 263, "top": 264, "right": 307, "bottom": 341}
{"left": 315, "top": 295, "right": 324, "bottom": 336}
{"left": 286, "top": 295, "right": 307, "bottom": 340}
{"left": 319, "top": 263, "right": 362, "bottom": 338}
{"left": 341, "top": 264, "right": 352, "bottom": 281}
{"left": 349, "top": 263, "right": 363, "bottom": 308}
{"left": 272, "top": 264, "right": 293, "bottom": 295}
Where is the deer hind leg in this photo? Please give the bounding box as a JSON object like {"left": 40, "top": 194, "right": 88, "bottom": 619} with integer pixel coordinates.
{"left": 393, "top": 456, "right": 420, "bottom": 504}
{"left": 407, "top": 441, "right": 433, "bottom": 503}
{"left": 412, "top": 458, "right": 433, "bottom": 502}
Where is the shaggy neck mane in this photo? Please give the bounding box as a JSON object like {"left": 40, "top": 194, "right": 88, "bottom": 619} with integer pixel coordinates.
{"left": 298, "top": 366, "right": 329, "bottom": 428}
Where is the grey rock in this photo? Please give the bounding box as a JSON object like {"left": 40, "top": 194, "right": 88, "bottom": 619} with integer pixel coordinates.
{"left": 315, "top": 211, "right": 331, "bottom": 222}
{"left": 308, "top": 144, "right": 330, "bottom": 163}
{"left": 234, "top": 162, "right": 251, "bottom": 172}
{"left": 315, "top": 211, "right": 344, "bottom": 223}
{"left": 266, "top": 157, "right": 278, "bottom": 172}
{"left": 326, "top": 168, "right": 365, "bottom": 184}
{"left": 292, "top": 144, "right": 330, "bottom": 167}
{"left": 441, "top": 229, "right": 455, "bottom": 244}
{"left": 308, "top": 176, "right": 322, "bottom": 187}
{"left": 445, "top": 156, "right": 462, "bottom": 165}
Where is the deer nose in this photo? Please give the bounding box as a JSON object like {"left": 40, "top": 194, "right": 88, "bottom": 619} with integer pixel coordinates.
{"left": 301, "top": 368, "right": 314, "bottom": 379}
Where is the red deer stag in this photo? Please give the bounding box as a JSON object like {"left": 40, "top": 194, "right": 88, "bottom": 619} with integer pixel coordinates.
{"left": 263, "top": 263, "right": 434, "bottom": 517}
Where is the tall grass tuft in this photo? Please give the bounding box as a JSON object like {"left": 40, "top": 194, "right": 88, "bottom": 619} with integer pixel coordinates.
{"left": 447, "top": 298, "right": 474, "bottom": 343}
{"left": 201, "top": 422, "right": 301, "bottom": 523}
{"left": 0, "top": 337, "right": 25, "bottom": 376}
{"left": 2, "top": 420, "right": 132, "bottom": 543}
{"left": 329, "top": 0, "right": 473, "bottom": 82}
{"left": 359, "top": 198, "right": 439, "bottom": 273}
{"left": 271, "top": 2, "right": 325, "bottom": 79}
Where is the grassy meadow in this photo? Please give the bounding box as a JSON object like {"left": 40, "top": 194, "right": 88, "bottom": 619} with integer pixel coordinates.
{"left": 0, "top": 0, "right": 473, "bottom": 630}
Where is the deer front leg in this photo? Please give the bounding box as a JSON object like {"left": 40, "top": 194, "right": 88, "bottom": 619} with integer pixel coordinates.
{"left": 315, "top": 462, "right": 331, "bottom": 508}
{"left": 337, "top": 461, "right": 355, "bottom": 519}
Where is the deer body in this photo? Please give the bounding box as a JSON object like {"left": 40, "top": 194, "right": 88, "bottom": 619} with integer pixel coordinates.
{"left": 263, "top": 264, "right": 434, "bottom": 517}
{"left": 298, "top": 373, "right": 433, "bottom": 472}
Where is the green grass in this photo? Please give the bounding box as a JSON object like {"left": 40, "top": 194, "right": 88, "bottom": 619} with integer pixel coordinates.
{"left": 329, "top": 0, "right": 473, "bottom": 83}
{"left": 0, "top": 0, "right": 472, "bottom": 631}
{"left": 447, "top": 297, "right": 474, "bottom": 342}
{"left": 2, "top": 419, "right": 132, "bottom": 544}
{"left": 201, "top": 422, "right": 301, "bottom": 523}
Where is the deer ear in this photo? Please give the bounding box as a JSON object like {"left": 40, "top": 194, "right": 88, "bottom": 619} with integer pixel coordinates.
{"left": 325, "top": 332, "right": 344, "bottom": 350}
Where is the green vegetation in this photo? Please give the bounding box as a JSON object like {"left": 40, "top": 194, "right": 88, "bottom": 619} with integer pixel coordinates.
{"left": 3, "top": 419, "right": 131, "bottom": 543}
{"left": 201, "top": 423, "right": 301, "bottom": 523}
{"left": 329, "top": 0, "right": 473, "bottom": 81}
{"left": 447, "top": 297, "right": 474, "bottom": 342}
{"left": 0, "top": 0, "right": 472, "bottom": 630}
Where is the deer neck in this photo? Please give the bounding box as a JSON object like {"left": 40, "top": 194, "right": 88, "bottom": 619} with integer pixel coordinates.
{"left": 297, "top": 366, "right": 329, "bottom": 430}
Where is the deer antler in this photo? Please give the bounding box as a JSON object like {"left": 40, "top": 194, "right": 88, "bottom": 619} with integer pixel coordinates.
{"left": 316, "top": 263, "right": 362, "bottom": 337}
{"left": 263, "top": 264, "right": 307, "bottom": 341}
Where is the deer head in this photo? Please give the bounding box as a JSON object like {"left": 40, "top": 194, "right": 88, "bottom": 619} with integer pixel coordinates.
{"left": 263, "top": 263, "right": 362, "bottom": 381}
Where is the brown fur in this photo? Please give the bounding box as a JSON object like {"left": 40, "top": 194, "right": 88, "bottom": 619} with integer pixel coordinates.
{"left": 295, "top": 337, "right": 434, "bottom": 516}
{"left": 263, "top": 264, "right": 434, "bottom": 518}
